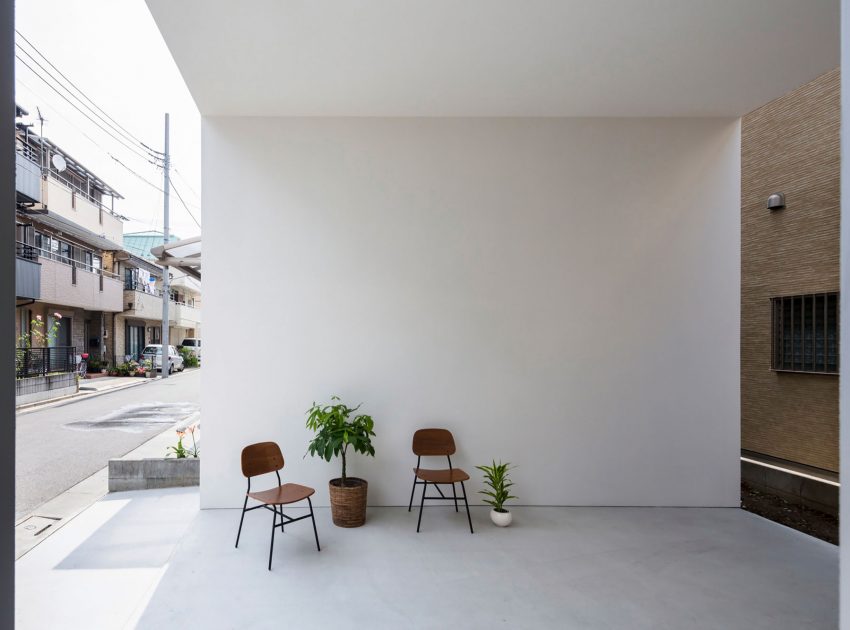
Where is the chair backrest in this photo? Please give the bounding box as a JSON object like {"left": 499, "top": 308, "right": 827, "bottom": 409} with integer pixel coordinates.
{"left": 412, "top": 428, "right": 456, "bottom": 456}
{"left": 241, "top": 441, "right": 284, "bottom": 478}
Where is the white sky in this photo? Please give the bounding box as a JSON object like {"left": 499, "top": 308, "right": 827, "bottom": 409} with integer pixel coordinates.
{"left": 15, "top": 0, "right": 201, "bottom": 239}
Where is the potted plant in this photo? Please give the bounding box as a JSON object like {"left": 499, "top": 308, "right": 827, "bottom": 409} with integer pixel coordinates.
{"left": 305, "top": 396, "right": 376, "bottom": 527}
{"left": 476, "top": 460, "right": 517, "bottom": 527}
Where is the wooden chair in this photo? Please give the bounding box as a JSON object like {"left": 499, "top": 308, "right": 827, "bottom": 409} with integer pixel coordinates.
{"left": 408, "top": 428, "right": 473, "bottom": 533}
{"left": 234, "top": 441, "right": 321, "bottom": 570}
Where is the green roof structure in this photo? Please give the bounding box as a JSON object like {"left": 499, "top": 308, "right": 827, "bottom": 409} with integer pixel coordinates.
{"left": 123, "top": 231, "right": 180, "bottom": 261}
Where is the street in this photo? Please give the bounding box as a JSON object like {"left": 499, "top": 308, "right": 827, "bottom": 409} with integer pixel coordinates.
{"left": 15, "top": 369, "right": 200, "bottom": 520}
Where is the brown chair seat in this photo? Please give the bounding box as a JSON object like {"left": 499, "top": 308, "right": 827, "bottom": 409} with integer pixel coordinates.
{"left": 248, "top": 483, "right": 315, "bottom": 505}
{"left": 413, "top": 467, "right": 470, "bottom": 483}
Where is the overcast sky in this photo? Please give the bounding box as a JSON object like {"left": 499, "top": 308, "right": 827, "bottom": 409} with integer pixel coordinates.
{"left": 15, "top": 0, "right": 201, "bottom": 238}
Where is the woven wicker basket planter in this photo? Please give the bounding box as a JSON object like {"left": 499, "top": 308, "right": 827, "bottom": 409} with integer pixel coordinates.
{"left": 328, "top": 477, "right": 368, "bottom": 527}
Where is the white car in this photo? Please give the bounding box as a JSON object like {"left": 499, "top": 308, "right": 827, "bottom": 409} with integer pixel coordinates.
{"left": 180, "top": 338, "right": 201, "bottom": 362}
{"left": 141, "top": 344, "right": 185, "bottom": 374}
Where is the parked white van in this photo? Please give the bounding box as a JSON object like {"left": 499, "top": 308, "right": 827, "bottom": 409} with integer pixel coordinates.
{"left": 180, "top": 338, "right": 201, "bottom": 362}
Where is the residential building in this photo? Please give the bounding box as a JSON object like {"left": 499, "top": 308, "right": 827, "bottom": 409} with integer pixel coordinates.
{"left": 741, "top": 69, "right": 840, "bottom": 478}
{"left": 14, "top": 108, "right": 126, "bottom": 365}
{"left": 124, "top": 230, "right": 202, "bottom": 353}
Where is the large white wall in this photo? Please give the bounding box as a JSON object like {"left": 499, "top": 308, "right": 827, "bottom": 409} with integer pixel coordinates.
{"left": 202, "top": 117, "right": 741, "bottom": 509}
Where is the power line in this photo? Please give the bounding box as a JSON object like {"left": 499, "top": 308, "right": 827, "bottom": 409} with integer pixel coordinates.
{"left": 110, "top": 154, "right": 165, "bottom": 193}
{"left": 17, "top": 76, "right": 172, "bottom": 218}
{"left": 15, "top": 29, "right": 164, "bottom": 158}
{"left": 172, "top": 167, "right": 201, "bottom": 203}
{"left": 16, "top": 41, "right": 161, "bottom": 161}
{"left": 15, "top": 54, "right": 161, "bottom": 166}
{"left": 169, "top": 179, "right": 202, "bottom": 228}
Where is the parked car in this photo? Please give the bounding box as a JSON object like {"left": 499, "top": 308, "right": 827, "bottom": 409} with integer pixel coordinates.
{"left": 180, "top": 338, "right": 201, "bottom": 362}
{"left": 141, "top": 344, "right": 185, "bottom": 374}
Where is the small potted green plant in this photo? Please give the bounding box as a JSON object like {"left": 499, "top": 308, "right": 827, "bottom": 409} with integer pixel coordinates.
{"left": 305, "top": 396, "right": 376, "bottom": 527}
{"left": 476, "top": 460, "right": 516, "bottom": 527}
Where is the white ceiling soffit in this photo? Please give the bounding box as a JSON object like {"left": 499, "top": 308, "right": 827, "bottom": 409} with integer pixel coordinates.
{"left": 146, "top": 0, "right": 838, "bottom": 118}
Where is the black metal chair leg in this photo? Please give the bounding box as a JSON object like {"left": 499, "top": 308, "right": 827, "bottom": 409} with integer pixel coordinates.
{"left": 306, "top": 497, "right": 321, "bottom": 551}
{"left": 235, "top": 495, "right": 248, "bottom": 548}
{"left": 461, "top": 481, "right": 473, "bottom": 534}
{"left": 452, "top": 482, "right": 459, "bottom": 512}
{"left": 416, "top": 481, "right": 427, "bottom": 532}
{"left": 268, "top": 506, "right": 277, "bottom": 571}
{"left": 408, "top": 475, "right": 418, "bottom": 512}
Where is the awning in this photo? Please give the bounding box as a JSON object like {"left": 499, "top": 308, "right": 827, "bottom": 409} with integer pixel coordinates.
{"left": 23, "top": 210, "right": 126, "bottom": 253}
{"left": 151, "top": 235, "right": 201, "bottom": 280}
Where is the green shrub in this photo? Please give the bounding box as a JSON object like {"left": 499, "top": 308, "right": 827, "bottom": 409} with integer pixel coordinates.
{"left": 178, "top": 347, "right": 200, "bottom": 368}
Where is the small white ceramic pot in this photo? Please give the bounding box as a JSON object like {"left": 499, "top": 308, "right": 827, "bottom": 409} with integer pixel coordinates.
{"left": 490, "top": 509, "right": 512, "bottom": 527}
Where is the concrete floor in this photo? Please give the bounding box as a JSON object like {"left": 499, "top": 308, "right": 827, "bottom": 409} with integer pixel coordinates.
{"left": 16, "top": 487, "right": 837, "bottom": 629}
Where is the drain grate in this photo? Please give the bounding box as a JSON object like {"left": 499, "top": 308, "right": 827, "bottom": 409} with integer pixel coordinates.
{"left": 16, "top": 515, "right": 61, "bottom": 538}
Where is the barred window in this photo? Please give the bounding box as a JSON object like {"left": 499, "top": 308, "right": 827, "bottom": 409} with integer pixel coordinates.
{"left": 771, "top": 293, "right": 839, "bottom": 374}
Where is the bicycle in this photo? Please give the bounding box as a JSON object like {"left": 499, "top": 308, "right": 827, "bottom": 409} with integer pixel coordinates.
{"left": 76, "top": 352, "right": 89, "bottom": 379}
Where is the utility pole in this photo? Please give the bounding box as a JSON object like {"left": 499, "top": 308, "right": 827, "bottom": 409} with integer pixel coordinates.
{"left": 161, "top": 113, "right": 170, "bottom": 379}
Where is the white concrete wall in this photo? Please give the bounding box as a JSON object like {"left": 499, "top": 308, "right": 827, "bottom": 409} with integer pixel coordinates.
{"left": 202, "top": 117, "right": 741, "bottom": 508}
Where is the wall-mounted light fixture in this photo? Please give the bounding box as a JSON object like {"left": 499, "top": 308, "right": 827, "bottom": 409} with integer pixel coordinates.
{"left": 767, "top": 192, "right": 786, "bottom": 211}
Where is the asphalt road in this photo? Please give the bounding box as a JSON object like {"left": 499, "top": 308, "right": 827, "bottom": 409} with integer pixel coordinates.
{"left": 15, "top": 368, "right": 200, "bottom": 520}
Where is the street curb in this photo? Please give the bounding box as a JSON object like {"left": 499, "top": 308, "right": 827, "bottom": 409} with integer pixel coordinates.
{"left": 15, "top": 378, "right": 156, "bottom": 415}
{"left": 15, "top": 367, "right": 200, "bottom": 415}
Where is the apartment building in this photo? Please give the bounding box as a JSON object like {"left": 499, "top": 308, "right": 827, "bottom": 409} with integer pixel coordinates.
{"left": 123, "top": 231, "right": 202, "bottom": 358}
{"left": 741, "top": 69, "right": 840, "bottom": 478}
{"left": 14, "top": 107, "right": 126, "bottom": 365}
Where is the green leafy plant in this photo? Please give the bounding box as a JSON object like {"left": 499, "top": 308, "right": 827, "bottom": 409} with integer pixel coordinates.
{"left": 305, "top": 396, "right": 375, "bottom": 486}
{"left": 166, "top": 425, "right": 199, "bottom": 458}
{"left": 178, "top": 347, "right": 199, "bottom": 368}
{"left": 167, "top": 429, "right": 189, "bottom": 458}
{"left": 476, "top": 461, "right": 517, "bottom": 513}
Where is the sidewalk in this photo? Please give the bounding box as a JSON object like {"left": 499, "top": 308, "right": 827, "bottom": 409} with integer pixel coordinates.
{"left": 14, "top": 410, "right": 200, "bottom": 559}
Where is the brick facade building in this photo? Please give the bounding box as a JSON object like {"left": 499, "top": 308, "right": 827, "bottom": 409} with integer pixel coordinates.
{"left": 741, "top": 68, "right": 840, "bottom": 473}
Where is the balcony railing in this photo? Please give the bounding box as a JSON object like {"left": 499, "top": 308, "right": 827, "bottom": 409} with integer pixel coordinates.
{"left": 16, "top": 242, "right": 38, "bottom": 262}
{"left": 18, "top": 241, "right": 119, "bottom": 279}
{"left": 16, "top": 346, "right": 76, "bottom": 379}
{"left": 125, "top": 279, "right": 199, "bottom": 308}
{"left": 15, "top": 151, "right": 42, "bottom": 202}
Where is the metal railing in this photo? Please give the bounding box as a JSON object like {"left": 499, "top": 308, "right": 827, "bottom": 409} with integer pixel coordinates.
{"left": 17, "top": 241, "right": 120, "bottom": 279}
{"left": 16, "top": 242, "right": 38, "bottom": 262}
{"left": 16, "top": 346, "right": 76, "bottom": 378}
{"left": 124, "top": 279, "right": 198, "bottom": 308}
{"left": 124, "top": 278, "right": 164, "bottom": 296}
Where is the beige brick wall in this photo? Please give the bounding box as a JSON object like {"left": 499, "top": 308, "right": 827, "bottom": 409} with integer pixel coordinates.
{"left": 741, "top": 68, "right": 840, "bottom": 472}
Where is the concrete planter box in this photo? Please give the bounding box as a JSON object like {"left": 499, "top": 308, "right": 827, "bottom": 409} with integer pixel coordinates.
{"left": 108, "top": 457, "right": 200, "bottom": 492}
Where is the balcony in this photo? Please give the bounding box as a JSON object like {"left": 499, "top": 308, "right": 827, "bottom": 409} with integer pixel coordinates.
{"left": 124, "top": 281, "right": 164, "bottom": 320}
{"left": 170, "top": 301, "right": 201, "bottom": 328}
{"left": 15, "top": 151, "right": 41, "bottom": 203}
{"left": 15, "top": 244, "right": 40, "bottom": 300}
{"left": 30, "top": 244, "right": 123, "bottom": 312}
{"left": 43, "top": 178, "right": 124, "bottom": 245}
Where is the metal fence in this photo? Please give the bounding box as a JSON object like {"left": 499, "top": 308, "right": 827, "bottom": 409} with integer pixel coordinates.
{"left": 16, "top": 346, "right": 76, "bottom": 379}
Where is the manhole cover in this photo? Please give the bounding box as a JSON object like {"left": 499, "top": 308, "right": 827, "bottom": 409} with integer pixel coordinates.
{"left": 15, "top": 515, "right": 61, "bottom": 538}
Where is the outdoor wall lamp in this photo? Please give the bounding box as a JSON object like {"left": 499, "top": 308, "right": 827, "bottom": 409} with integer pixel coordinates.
{"left": 767, "top": 192, "right": 786, "bottom": 210}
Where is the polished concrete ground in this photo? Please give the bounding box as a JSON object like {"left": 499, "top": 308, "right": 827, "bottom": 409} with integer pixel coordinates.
{"left": 16, "top": 487, "right": 837, "bottom": 629}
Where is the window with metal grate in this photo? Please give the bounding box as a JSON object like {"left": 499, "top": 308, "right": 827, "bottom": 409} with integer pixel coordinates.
{"left": 771, "top": 292, "right": 839, "bottom": 374}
